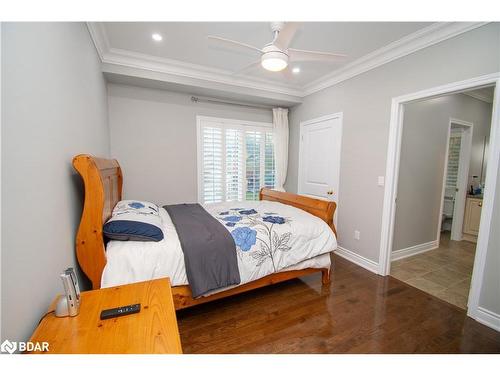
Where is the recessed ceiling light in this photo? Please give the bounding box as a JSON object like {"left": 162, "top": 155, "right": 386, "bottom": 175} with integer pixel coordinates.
{"left": 292, "top": 67, "right": 301, "bottom": 74}
{"left": 152, "top": 33, "right": 163, "bottom": 42}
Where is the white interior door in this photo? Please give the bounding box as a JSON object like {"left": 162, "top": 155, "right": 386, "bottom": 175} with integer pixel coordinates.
{"left": 299, "top": 114, "right": 342, "bottom": 222}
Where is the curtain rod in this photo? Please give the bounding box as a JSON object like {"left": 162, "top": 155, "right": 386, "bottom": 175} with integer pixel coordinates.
{"left": 191, "top": 95, "right": 277, "bottom": 111}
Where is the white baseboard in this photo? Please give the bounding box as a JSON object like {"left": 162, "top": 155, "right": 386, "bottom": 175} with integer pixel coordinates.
{"left": 472, "top": 306, "right": 500, "bottom": 332}
{"left": 335, "top": 246, "right": 379, "bottom": 274}
{"left": 391, "top": 240, "right": 439, "bottom": 261}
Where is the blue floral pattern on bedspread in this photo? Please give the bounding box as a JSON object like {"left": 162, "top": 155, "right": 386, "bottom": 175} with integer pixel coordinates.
{"left": 231, "top": 227, "right": 257, "bottom": 251}
{"left": 217, "top": 207, "right": 293, "bottom": 272}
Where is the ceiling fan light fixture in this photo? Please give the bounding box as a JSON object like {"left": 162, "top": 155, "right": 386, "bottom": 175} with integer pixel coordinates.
{"left": 261, "top": 51, "right": 288, "bottom": 72}
{"left": 208, "top": 22, "right": 347, "bottom": 74}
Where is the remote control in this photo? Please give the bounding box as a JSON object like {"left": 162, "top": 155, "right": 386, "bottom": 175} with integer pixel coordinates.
{"left": 100, "top": 303, "right": 141, "bottom": 320}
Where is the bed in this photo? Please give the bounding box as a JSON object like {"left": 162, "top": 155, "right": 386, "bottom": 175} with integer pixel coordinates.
{"left": 73, "top": 154, "right": 337, "bottom": 310}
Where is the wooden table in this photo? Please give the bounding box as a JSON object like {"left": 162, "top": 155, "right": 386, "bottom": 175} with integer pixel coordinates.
{"left": 29, "top": 278, "right": 182, "bottom": 354}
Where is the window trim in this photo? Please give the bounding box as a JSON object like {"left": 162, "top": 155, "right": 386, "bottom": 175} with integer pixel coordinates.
{"left": 196, "top": 115, "right": 273, "bottom": 203}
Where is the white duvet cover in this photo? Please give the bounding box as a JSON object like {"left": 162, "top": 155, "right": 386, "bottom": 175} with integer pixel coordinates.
{"left": 101, "top": 200, "right": 337, "bottom": 292}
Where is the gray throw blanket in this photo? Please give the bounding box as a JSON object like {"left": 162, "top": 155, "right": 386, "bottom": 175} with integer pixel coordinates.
{"left": 164, "top": 203, "right": 240, "bottom": 298}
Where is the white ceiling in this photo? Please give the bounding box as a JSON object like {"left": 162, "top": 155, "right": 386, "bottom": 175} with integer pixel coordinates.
{"left": 91, "top": 22, "right": 487, "bottom": 106}
{"left": 102, "top": 22, "right": 433, "bottom": 87}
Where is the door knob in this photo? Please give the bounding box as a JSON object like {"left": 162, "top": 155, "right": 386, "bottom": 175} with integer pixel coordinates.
{"left": 478, "top": 202, "right": 482, "bottom": 207}
{"left": 327, "top": 190, "right": 334, "bottom": 195}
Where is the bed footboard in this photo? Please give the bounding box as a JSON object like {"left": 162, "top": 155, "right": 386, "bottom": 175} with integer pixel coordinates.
{"left": 259, "top": 188, "right": 336, "bottom": 236}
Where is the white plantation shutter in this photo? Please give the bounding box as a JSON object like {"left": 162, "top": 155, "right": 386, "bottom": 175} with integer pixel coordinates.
{"left": 225, "top": 128, "right": 244, "bottom": 201}
{"left": 264, "top": 132, "right": 275, "bottom": 188}
{"left": 446, "top": 132, "right": 462, "bottom": 188}
{"left": 245, "top": 130, "right": 262, "bottom": 201}
{"left": 201, "top": 125, "right": 223, "bottom": 203}
{"left": 198, "top": 117, "right": 275, "bottom": 204}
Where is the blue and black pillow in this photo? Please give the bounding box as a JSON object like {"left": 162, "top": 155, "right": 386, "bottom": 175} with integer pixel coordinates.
{"left": 103, "top": 200, "right": 164, "bottom": 242}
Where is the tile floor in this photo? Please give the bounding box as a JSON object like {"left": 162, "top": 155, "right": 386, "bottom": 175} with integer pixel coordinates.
{"left": 391, "top": 232, "right": 476, "bottom": 309}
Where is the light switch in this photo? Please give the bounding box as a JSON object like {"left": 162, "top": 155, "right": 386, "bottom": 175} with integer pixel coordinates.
{"left": 378, "top": 176, "right": 385, "bottom": 186}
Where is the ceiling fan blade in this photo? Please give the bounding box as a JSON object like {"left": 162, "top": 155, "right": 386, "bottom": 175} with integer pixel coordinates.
{"left": 280, "top": 67, "right": 295, "bottom": 80}
{"left": 274, "top": 22, "right": 300, "bottom": 50}
{"left": 232, "top": 60, "right": 261, "bottom": 76}
{"left": 207, "top": 35, "right": 262, "bottom": 54}
{"left": 288, "top": 48, "right": 347, "bottom": 62}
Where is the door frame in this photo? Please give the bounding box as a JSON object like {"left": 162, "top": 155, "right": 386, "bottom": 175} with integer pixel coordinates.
{"left": 378, "top": 72, "right": 499, "bottom": 326}
{"left": 298, "top": 112, "right": 343, "bottom": 225}
{"left": 439, "top": 118, "right": 473, "bottom": 242}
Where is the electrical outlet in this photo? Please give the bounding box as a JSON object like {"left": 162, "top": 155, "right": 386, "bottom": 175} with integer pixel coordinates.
{"left": 354, "top": 230, "right": 360, "bottom": 240}
{"left": 378, "top": 176, "right": 385, "bottom": 186}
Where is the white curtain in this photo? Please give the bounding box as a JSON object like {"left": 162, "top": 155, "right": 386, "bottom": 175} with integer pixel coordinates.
{"left": 272, "top": 107, "right": 289, "bottom": 191}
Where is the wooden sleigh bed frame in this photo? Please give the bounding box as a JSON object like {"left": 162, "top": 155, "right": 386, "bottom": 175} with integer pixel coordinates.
{"left": 73, "top": 154, "right": 337, "bottom": 310}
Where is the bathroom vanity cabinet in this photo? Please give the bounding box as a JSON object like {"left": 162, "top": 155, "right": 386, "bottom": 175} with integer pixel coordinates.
{"left": 463, "top": 196, "right": 483, "bottom": 242}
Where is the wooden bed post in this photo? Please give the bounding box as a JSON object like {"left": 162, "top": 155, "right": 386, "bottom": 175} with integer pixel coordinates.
{"left": 321, "top": 269, "right": 331, "bottom": 285}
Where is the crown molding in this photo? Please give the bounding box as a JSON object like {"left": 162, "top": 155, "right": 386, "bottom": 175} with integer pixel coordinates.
{"left": 87, "top": 22, "right": 489, "bottom": 100}
{"left": 86, "top": 22, "right": 303, "bottom": 100}
{"left": 104, "top": 47, "right": 304, "bottom": 97}
{"left": 302, "top": 22, "right": 489, "bottom": 96}
{"left": 463, "top": 90, "right": 494, "bottom": 104}
{"left": 86, "top": 22, "right": 109, "bottom": 61}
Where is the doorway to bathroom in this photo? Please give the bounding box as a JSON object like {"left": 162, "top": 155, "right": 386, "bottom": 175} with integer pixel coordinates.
{"left": 387, "top": 85, "right": 494, "bottom": 310}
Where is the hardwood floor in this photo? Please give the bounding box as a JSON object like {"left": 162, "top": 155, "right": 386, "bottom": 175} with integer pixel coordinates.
{"left": 177, "top": 254, "right": 500, "bottom": 353}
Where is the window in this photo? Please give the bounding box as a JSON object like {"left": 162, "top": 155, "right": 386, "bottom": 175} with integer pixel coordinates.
{"left": 198, "top": 116, "right": 275, "bottom": 204}
{"left": 446, "top": 131, "right": 462, "bottom": 189}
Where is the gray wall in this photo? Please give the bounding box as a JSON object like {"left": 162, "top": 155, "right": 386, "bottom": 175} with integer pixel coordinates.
{"left": 285, "top": 23, "right": 500, "bottom": 264}
{"left": 108, "top": 83, "right": 272, "bottom": 205}
{"left": 1, "top": 23, "right": 110, "bottom": 342}
{"left": 393, "top": 94, "right": 492, "bottom": 251}
{"left": 479, "top": 157, "right": 500, "bottom": 315}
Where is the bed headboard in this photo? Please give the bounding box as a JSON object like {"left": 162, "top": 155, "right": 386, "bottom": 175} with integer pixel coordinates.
{"left": 73, "top": 154, "right": 123, "bottom": 289}
{"left": 259, "top": 188, "right": 337, "bottom": 236}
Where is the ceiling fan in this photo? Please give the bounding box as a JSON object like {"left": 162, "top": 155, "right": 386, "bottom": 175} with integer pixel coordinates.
{"left": 207, "top": 22, "right": 346, "bottom": 73}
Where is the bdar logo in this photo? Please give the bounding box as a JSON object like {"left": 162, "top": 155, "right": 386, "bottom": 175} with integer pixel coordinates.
{"left": 1, "top": 339, "right": 17, "bottom": 354}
